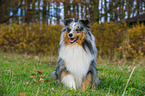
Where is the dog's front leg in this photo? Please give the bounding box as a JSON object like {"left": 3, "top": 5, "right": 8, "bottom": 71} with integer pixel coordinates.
{"left": 61, "top": 70, "right": 76, "bottom": 90}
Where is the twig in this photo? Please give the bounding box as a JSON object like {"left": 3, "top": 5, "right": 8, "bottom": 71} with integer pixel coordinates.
{"left": 107, "top": 86, "right": 111, "bottom": 96}
{"left": 36, "top": 87, "right": 40, "bottom": 96}
{"left": 122, "top": 66, "right": 136, "bottom": 96}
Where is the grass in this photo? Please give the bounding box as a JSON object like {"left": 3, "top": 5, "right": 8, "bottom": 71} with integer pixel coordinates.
{"left": 0, "top": 52, "right": 145, "bottom": 96}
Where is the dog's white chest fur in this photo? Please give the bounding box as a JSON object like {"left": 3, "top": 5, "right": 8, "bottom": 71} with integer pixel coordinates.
{"left": 59, "top": 43, "right": 93, "bottom": 87}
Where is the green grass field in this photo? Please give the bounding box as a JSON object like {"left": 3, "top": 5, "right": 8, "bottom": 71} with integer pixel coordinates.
{"left": 0, "top": 52, "right": 145, "bottom": 96}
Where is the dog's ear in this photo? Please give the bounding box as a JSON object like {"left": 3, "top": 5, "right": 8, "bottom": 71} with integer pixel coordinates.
{"left": 64, "top": 18, "right": 74, "bottom": 26}
{"left": 78, "top": 19, "right": 90, "bottom": 28}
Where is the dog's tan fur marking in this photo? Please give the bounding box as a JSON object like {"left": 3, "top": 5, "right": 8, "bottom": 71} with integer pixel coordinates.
{"left": 75, "top": 27, "right": 79, "bottom": 30}
{"left": 64, "top": 32, "right": 70, "bottom": 45}
{"left": 76, "top": 32, "right": 85, "bottom": 46}
{"left": 61, "top": 70, "right": 67, "bottom": 80}
{"left": 63, "top": 60, "right": 66, "bottom": 65}
{"left": 64, "top": 31, "right": 85, "bottom": 45}
{"left": 81, "top": 72, "right": 92, "bottom": 90}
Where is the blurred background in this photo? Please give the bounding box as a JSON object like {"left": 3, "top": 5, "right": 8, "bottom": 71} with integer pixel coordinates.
{"left": 0, "top": 0, "right": 145, "bottom": 59}
{"left": 0, "top": 0, "right": 145, "bottom": 24}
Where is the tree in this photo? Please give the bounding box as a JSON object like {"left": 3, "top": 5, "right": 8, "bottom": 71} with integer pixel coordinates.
{"left": 0, "top": 0, "right": 23, "bottom": 23}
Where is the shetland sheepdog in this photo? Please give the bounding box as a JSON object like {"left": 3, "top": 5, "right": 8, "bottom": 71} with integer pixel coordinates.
{"left": 52, "top": 18, "right": 99, "bottom": 90}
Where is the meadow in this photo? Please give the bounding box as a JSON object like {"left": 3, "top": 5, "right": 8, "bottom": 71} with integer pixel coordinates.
{"left": 0, "top": 22, "right": 145, "bottom": 95}
{"left": 0, "top": 52, "right": 144, "bottom": 96}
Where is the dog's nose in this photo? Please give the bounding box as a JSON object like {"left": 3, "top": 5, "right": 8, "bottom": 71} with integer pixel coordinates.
{"left": 69, "top": 33, "right": 73, "bottom": 37}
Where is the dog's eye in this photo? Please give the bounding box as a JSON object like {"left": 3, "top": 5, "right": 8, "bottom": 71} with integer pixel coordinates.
{"left": 76, "top": 29, "right": 79, "bottom": 31}
{"left": 76, "top": 29, "right": 80, "bottom": 33}
{"left": 68, "top": 29, "right": 71, "bottom": 32}
{"left": 67, "top": 28, "right": 71, "bottom": 32}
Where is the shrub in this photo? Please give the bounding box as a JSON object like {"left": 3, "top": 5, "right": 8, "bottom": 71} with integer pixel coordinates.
{"left": 0, "top": 22, "right": 144, "bottom": 59}
{"left": 118, "top": 23, "right": 145, "bottom": 59}
{"left": 91, "top": 22, "right": 128, "bottom": 58}
{"left": 0, "top": 23, "right": 62, "bottom": 55}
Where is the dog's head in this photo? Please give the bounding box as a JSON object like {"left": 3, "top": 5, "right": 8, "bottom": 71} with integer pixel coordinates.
{"left": 62, "top": 18, "right": 90, "bottom": 45}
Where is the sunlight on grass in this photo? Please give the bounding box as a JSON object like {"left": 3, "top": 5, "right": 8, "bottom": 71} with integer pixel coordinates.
{"left": 0, "top": 52, "right": 144, "bottom": 95}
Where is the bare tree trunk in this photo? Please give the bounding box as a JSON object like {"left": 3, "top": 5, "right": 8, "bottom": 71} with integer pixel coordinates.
{"left": 25, "top": 0, "right": 32, "bottom": 23}
{"left": 63, "top": 0, "right": 72, "bottom": 19}
{"left": 43, "top": 0, "right": 47, "bottom": 24}
{"left": 136, "top": 0, "right": 140, "bottom": 15}
{"left": 91, "top": 0, "right": 99, "bottom": 23}
{"left": 104, "top": 0, "right": 107, "bottom": 22}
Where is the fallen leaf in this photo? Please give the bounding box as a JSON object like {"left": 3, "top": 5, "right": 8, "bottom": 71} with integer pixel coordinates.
{"left": 23, "top": 81, "right": 29, "bottom": 85}
{"left": 18, "top": 92, "right": 26, "bottom": 95}
{"left": 37, "top": 71, "right": 42, "bottom": 76}
{"left": 34, "top": 56, "right": 39, "bottom": 60}
{"left": 51, "top": 87, "right": 54, "bottom": 91}
{"left": 4, "top": 55, "right": 7, "bottom": 58}
{"left": 32, "top": 81, "right": 38, "bottom": 85}
{"left": 30, "top": 76, "right": 36, "bottom": 78}
{"left": 110, "top": 75, "right": 113, "bottom": 77}
{"left": 45, "top": 79, "right": 50, "bottom": 82}
{"left": 39, "top": 78, "right": 44, "bottom": 81}
{"left": 44, "top": 57, "right": 47, "bottom": 59}
{"left": 31, "top": 73, "right": 35, "bottom": 76}
{"left": 27, "top": 55, "right": 31, "bottom": 58}
{"left": 33, "top": 78, "right": 36, "bottom": 82}
{"left": 127, "top": 66, "right": 131, "bottom": 72}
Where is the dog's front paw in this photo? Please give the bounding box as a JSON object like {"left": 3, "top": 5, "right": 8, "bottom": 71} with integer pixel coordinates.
{"left": 61, "top": 74, "right": 76, "bottom": 90}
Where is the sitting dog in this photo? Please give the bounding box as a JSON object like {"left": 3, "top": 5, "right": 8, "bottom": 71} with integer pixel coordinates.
{"left": 52, "top": 18, "right": 99, "bottom": 90}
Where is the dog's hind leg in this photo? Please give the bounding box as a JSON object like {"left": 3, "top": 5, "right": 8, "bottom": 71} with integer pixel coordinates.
{"left": 89, "top": 60, "right": 100, "bottom": 86}
{"left": 81, "top": 72, "right": 92, "bottom": 90}
{"left": 81, "top": 60, "right": 100, "bottom": 90}
{"left": 61, "top": 71, "right": 76, "bottom": 90}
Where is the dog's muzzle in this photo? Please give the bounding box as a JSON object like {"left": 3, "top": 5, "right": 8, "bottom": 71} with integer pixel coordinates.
{"left": 68, "top": 33, "right": 78, "bottom": 44}
{"left": 69, "top": 33, "right": 73, "bottom": 38}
